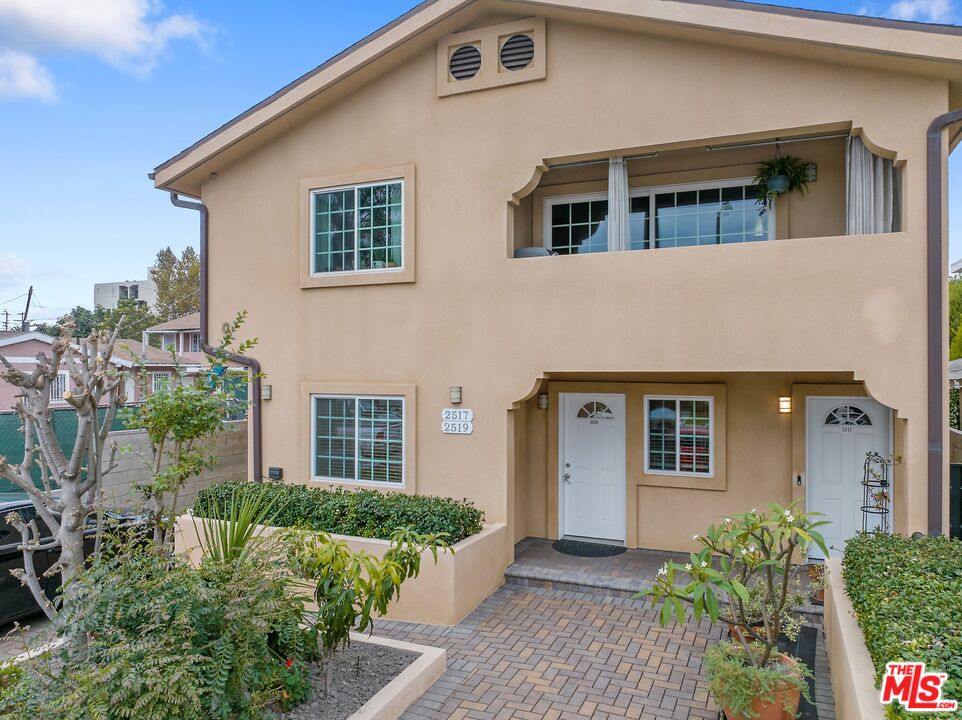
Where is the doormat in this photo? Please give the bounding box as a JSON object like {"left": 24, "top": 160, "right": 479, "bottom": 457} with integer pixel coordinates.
{"left": 552, "top": 539, "right": 626, "bottom": 557}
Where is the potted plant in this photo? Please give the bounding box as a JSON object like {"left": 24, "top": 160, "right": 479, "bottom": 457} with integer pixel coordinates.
{"left": 641, "top": 502, "right": 827, "bottom": 719}
{"left": 754, "top": 155, "right": 809, "bottom": 211}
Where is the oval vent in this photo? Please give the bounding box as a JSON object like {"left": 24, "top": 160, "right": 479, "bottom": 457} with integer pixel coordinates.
{"left": 500, "top": 34, "right": 534, "bottom": 71}
{"left": 449, "top": 45, "right": 481, "bottom": 80}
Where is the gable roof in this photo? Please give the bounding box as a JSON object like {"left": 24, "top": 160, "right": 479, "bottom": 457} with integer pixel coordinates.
{"left": 154, "top": 0, "right": 962, "bottom": 196}
{"left": 145, "top": 312, "right": 201, "bottom": 333}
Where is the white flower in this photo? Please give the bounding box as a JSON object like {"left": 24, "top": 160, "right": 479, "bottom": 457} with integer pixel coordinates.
{"left": 657, "top": 563, "right": 668, "bottom": 577}
{"left": 700, "top": 561, "right": 708, "bottom": 568}
{"left": 748, "top": 545, "right": 756, "bottom": 553}
{"left": 751, "top": 508, "right": 757, "bottom": 513}
{"left": 740, "top": 548, "right": 748, "bottom": 555}
{"left": 724, "top": 517, "right": 732, "bottom": 524}
{"left": 784, "top": 513, "right": 794, "bottom": 523}
{"left": 692, "top": 534, "right": 700, "bottom": 541}
{"left": 684, "top": 563, "right": 693, "bottom": 572}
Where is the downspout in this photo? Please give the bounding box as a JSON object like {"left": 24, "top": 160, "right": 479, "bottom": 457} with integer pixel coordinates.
{"left": 167, "top": 191, "right": 264, "bottom": 482}
{"left": 926, "top": 108, "right": 962, "bottom": 534}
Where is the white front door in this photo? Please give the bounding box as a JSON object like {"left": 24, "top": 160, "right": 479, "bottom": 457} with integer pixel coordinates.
{"left": 806, "top": 397, "right": 891, "bottom": 560}
{"left": 560, "top": 393, "right": 626, "bottom": 542}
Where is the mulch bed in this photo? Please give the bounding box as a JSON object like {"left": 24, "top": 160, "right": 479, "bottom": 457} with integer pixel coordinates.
{"left": 276, "top": 640, "right": 419, "bottom": 720}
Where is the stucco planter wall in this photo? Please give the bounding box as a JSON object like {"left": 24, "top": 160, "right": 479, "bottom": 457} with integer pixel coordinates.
{"left": 174, "top": 515, "right": 508, "bottom": 626}
{"left": 347, "top": 633, "right": 445, "bottom": 720}
{"left": 823, "top": 557, "right": 884, "bottom": 720}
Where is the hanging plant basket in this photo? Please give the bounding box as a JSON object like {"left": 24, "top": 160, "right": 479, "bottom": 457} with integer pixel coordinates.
{"left": 754, "top": 154, "right": 809, "bottom": 212}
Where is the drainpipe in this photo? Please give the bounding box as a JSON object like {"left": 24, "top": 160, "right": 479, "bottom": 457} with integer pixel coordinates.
{"left": 926, "top": 108, "right": 962, "bottom": 535}
{"left": 167, "top": 191, "right": 264, "bottom": 482}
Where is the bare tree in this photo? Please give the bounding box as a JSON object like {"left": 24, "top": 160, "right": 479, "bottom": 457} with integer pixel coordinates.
{"left": 0, "top": 321, "right": 126, "bottom": 622}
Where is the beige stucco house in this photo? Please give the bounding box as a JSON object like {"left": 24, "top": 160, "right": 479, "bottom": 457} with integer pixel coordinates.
{"left": 153, "top": 0, "right": 962, "bottom": 566}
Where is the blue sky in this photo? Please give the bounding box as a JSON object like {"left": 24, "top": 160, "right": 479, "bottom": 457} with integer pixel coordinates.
{"left": 0, "top": 0, "right": 959, "bottom": 326}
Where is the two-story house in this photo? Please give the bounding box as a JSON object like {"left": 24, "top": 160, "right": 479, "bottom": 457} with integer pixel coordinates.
{"left": 152, "top": 0, "right": 962, "bottom": 568}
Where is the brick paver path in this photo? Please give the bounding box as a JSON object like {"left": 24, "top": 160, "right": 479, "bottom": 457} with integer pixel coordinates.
{"left": 376, "top": 584, "right": 723, "bottom": 719}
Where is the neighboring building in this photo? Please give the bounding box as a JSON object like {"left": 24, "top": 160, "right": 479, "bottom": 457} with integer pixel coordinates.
{"left": 143, "top": 312, "right": 203, "bottom": 361}
{"left": 93, "top": 274, "right": 157, "bottom": 311}
{"left": 153, "top": 0, "right": 962, "bottom": 571}
{"left": 952, "top": 258, "right": 962, "bottom": 276}
{"left": 0, "top": 331, "right": 199, "bottom": 412}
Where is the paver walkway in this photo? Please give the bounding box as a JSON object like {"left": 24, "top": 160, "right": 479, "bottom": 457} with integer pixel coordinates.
{"left": 376, "top": 584, "right": 722, "bottom": 719}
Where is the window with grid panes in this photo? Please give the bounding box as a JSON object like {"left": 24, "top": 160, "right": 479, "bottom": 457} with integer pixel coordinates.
{"left": 651, "top": 184, "right": 766, "bottom": 248}
{"left": 645, "top": 397, "right": 712, "bottom": 476}
{"left": 548, "top": 197, "right": 608, "bottom": 254}
{"left": 313, "top": 395, "right": 404, "bottom": 484}
{"left": 312, "top": 181, "right": 403, "bottom": 274}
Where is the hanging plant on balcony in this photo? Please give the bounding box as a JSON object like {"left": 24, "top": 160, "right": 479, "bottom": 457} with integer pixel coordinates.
{"left": 754, "top": 154, "right": 809, "bottom": 212}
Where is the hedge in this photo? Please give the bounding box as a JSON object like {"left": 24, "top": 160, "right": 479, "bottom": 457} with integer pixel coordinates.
{"left": 843, "top": 533, "right": 962, "bottom": 717}
{"left": 192, "top": 481, "right": 485, "bottom": 544}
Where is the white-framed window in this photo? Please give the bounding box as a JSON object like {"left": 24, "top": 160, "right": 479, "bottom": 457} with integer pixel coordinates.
{"left": 311, "top": 394, "right": 404, "bottom": 485}
{"left": 543, "top": 178, "right": 773, "bottom": 254}
{"left": 184, "top": 332, "right": 200, "bottom": 353}
{"left": 160, "top": 333, "right": 177, "bottom": 351}
{"left": 310, "top": 179, "right": 404, "bottom": 275}
{"left": 644, "top": 395, "right": 714, "bottom": 477}
{"left": 151, "top": 371, "right": 172, "bottom": 394}
{"left": 49, "top": 371, "right": 69, "bottom": 402}
{"left": 545, "top": 192, "right": 609, "bottom": 254}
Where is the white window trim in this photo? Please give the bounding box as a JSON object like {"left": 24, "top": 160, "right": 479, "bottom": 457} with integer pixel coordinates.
{"left": 151, "top": 371, "right": 172, "bottom": 393}
{"left": 643, "top": 395, "right": 715, "bottom": 478}
{"left": 49, "top": 370, "right": 69, "bottom": 403}
{"left": 542, "top": 191, "right": 609, "bottom": 252}
{"left": 542, "top": 177, "right": 775, "bottom": 250}
{"left": 310, "top": 393, "right": 406, "bottom": 488}
{"left": 309, "top": 178, "right": 406, "bottom": 278}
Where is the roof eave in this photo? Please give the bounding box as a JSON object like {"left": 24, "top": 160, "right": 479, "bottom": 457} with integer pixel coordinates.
{"left": 153, "top": 0, "right": 962, "bottom": 194}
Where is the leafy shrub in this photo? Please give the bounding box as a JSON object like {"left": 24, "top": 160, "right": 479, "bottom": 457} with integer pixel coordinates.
{"left": 193, "top": 481, "right": 484, "bottom": 543}
{"left": 843, "top": 533, "right": 962, "bottom": 718}
{"left": 1, "top": 538, "right": 316, "bottom": 720}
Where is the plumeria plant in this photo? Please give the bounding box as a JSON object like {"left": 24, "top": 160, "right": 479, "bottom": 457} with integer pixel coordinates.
{"left": 643, "top": 501, "right": 828, "bottom": 665}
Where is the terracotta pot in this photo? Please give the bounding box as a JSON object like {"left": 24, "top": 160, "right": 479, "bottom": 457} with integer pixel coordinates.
{"left": 727, "top": 622, "right": 765, "bottom": 644}
{"left": 722, "top": 656, "right": 802, "bottom": 720}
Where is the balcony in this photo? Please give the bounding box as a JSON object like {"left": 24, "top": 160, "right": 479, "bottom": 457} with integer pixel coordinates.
{"left": 509, "top": 129, "right": 901, "bottom": 259}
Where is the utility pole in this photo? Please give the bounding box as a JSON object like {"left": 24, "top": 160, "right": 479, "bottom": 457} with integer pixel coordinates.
{"left": 20, "top": 286, "right": 32, "bottom": 332}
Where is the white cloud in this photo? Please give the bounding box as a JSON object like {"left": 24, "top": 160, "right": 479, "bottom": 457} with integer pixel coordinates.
{"left": 0, "top": 0, "right": 210, "bottom": 102}
{"left": 0, "top": 50, "right": 55, "bottom": 101}
{"left": 886, "top": 0, "right": 953, "bottom": 21}
{"left": 0, "top": 253, "right": 31, "bottom": 297}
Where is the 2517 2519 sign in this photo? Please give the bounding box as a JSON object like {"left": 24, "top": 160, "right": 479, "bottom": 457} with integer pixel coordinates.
{"left": 441, "top": 408, "right": 473, "bottom": 434}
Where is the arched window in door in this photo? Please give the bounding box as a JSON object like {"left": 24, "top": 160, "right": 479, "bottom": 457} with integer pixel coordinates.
{"left": 577, "top": 401, "right": 614, "bottom": 419}
{"left": 824, "top": 405, "right": 872, "bottom": 426}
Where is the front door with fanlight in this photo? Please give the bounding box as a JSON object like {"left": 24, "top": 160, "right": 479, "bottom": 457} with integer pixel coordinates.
{"left": 806, "top": 397, "right": 891, "bottom": 560}
{"left": 560, "top": 393, "right": 626, "bottom": 542}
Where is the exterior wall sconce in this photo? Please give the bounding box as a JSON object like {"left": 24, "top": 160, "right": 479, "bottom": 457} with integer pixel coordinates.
{"left": 449, "top": 386, "right": 462, "bottom": 404}
{"left": 538, "top": 393, "right": 549, "bottom": 410}
{"left": 778, "top": 396, "right": 792, "bottom": 414}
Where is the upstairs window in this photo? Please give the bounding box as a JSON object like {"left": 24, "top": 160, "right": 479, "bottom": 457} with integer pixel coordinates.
{"left": 184, "top": 332, "right": 200, "bottom": 353}
{"left": 311, "top": 180, "right": 403, "bottom": 274}
{"left": 544, "top": 179, "right": 771, "bottom": 254}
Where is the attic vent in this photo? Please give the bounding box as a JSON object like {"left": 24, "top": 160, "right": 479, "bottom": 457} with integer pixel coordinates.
{"left": 449, "top": 45, "right": 482, "bottom": 80}
{"left": 500, "top": 34, "right": 534, "bottom": 71}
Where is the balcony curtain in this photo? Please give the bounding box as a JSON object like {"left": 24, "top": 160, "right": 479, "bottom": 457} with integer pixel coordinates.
{"left": 608, "top": 156, "right": 630, "bottom": 251}
{"left": 846, "top": 135, "right": 901, "bottom": 234}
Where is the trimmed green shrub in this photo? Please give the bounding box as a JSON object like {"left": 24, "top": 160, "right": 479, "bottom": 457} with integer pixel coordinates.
{"left": 193, "top": 481, "right": 485, "bottom": 543}
{"left": 843, "top": 533, "right": 962, "bottom": 718}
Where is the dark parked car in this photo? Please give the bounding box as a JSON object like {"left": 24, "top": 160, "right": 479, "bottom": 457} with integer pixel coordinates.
{"left": 0, "top": 500, "right": 143, "bottom": 626}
